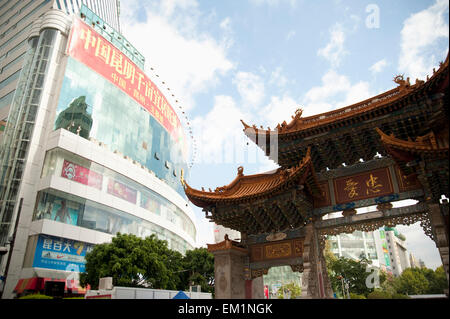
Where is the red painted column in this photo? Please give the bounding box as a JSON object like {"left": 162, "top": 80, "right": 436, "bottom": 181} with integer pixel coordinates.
{"left": 245, "top": 280, "right": 252, "bottom": 299}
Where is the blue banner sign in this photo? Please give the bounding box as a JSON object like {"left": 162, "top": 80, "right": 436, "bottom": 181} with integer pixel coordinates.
{"left": 32, "top": 234, "right": 94, "bottom": 272}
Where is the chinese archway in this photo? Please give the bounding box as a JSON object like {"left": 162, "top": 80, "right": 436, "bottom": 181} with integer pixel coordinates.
{"left": 184, "top": 54, "right": 449, "bottom": 298}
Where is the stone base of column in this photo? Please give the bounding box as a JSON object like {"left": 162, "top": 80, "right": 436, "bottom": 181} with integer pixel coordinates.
{"left": 301, "top": 223, "right": 334, "bottom": 299}
{"left": 208, "top": 238, "right": 249, "bottom": 299}
{"left": 429, "top": 203, "right": 449, "bottom": 283}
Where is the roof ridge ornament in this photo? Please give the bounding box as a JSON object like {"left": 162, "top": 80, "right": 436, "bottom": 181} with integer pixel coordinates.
{"left": 393, "top": 74, "right": 411, "bottom": 91}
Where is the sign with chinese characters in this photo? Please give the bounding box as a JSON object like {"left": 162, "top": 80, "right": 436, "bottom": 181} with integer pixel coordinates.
{"left": 334, "top": 168, "right": 394, "bottom": 204}
{"left": 66, "top": 18, "right": 182, "bottom": 140}
{"left": 395, "top": 167, "right": 422, "bottom": 192}
{"left": 107, "top": 178, "right": 137, "bottom": 204}
{"left": 32, "top": 234, "right": 94, "bottom": 272}
{"left": 250, "top": 239, "right": 303, "bottom": 262}
{"left": 61, "top": 160, "right": 103, "bottom": 190}
{"left": 314, "top": 182, "right": 331, "bottom": 208}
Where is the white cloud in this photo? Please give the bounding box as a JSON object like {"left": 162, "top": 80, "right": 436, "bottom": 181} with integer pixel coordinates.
{"left": 192, "top": 95, "right": 247, "bottom": 165}
{"left": 318, "top": 23, "right": 348, "bottom": 68}
{"left": 286, "top": 30, "right": 296, "bottom": 41}
{"left": 120, "top": 0, "right": 234, "bottom": 111}
{"left": 195, "top": 213, "right": 215, "bottom": 247}
{"left": 369, "top": 59, "right": 387, "bottom": 74}
{"left": 220, "top": 17, "right": 231, "bottom": 31}
{"left": 396, "top": 223, "right": 443, "bottom": 270}
{"left": 398, "top": 0, "right": 449, "bottom": 80}
{"left": 302, "top": 69, "right": 372, "bottom": 116}
{"left": 269, "top": 66, "right": 288, "bottom": 88}
{"left": 233, "top": 71, "right": 266, "bottom": 107}
{"left": 261, "top": 95, "right": 299, "bottom": 127}
{"left": 249, "top": 0, "right": 298, "bottom": 7}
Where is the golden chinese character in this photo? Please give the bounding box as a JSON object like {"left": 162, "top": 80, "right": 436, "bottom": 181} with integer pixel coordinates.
{"left": 111, "top": 73, "right": 119, "bottom": 83}
{"left": 118, "top": 77, "right": 127, "bottom": 90}
{"left": 94, "top": 38, "right": 111, "bottom": 64}
{"left": 123, "top": 60, "right": 136, "bottom": 84}
{"left": 109, "top": 49, "right": 123, "bottom": 74}
{"left": 80, "top": 28, "right": 96, "bottom": 50}
{"left": 344, "top": 179, "right": 359, "bottom": 198}
{"left": 366, "top": 174, "right": 383, "bottom": 195}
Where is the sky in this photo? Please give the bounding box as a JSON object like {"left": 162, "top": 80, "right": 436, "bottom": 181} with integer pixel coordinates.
{"left": 119, "top": 0, "right": 449, "bottom": 270}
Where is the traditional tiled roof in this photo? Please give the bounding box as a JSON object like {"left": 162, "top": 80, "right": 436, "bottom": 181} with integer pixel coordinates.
{"left": 184, "top": 148, "right": 319, "bottom": 207}
{"left": 376, "top": 127, "right": 449, "bottom": 157}
{"left": 206, "top": 234, "right": 247, "bottom": 253}
{"left": 241, "top": 53, "right": 449, "bottom": 138}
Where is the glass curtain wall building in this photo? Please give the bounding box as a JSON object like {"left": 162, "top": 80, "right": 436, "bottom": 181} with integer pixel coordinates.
{"left": 0, "top": 0, "right": 120, "bottom": 143}
{"left": 0, "top": 7, "right": 196, "bottom": 299}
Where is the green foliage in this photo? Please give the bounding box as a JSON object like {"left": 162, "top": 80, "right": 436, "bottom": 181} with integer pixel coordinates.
{"left": 430, "top": 266, "right": 448, "bottom": 294}
{"left": 391, "top": 293, "right": 410, "bottom": 299}
{"left": 277, "top": 282, "right": 301, "bottom": 299}
{"left": 395, "top": 268, "right": 429, "bottom": 295}
{"left": 180, "top": 248, "right": 215, "bottom": 293}
{"left": 19, "top": 294, "right": 53, "bottom": 299}
{"left": 327, "top": 256, "right": 374, "bottom": 297}
{"left": 350, "top": 293, "right": 366, "bottom": 299}
{"left": 80, "top": 233, "right": 214, "bottom": 293}
{"left": 367, "top": 289, "right": 392, "bottom": 299}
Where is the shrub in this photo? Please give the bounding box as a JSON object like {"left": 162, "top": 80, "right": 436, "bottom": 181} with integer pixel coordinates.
{"left": 19, "top": 294, "right": 53, "bottom": 299}
{"left": 367, "top": 290, "right": 392, "bottom": 299}
{"left": 391, "top": 293, "right": 410, "bottom": 299}
{"left": 350, "top": 293, "right": 366, "bottom": 299}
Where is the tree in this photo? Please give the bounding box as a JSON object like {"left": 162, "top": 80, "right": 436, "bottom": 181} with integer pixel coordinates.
{"left": 80, "top": 234, "right": 215, "bottom": 293}
{"left": 429, "top": 266, "right": 448, "bottom": 294}
{"left": 394, "top": 268, "right": 429, "bottom": 295}
{"left": 80, "top": 233, "right": 183, "bottom": 289}
{"left": 327, "top": 256, "right": 374, "bottom": 297}
{"left": 277, "top": 282, "right": 301, "bottom": 299}
{"left": 181, "top": 248, "right": 215, "bottom": 293}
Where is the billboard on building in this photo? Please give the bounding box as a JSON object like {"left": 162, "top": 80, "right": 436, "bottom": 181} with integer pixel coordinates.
{"left": 66, "top": 17, "right": 182, "bottom": 140}
{"left": 54, "top": 18, "right": 189, "bottom": 196}
{"left": 32, "top": 234, "right": 94, "bottom": 272}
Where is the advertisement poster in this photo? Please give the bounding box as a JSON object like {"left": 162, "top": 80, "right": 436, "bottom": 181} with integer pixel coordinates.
{"left": 61, "top": 160, "right": 103, "bottom": 190}
{"left": 66, "top": 17, "right": 182, "bottom": 141}
{"left": 32, "top": 234, "right": 94, "bottom": 272}
{"left": 107, "top": 178, "right": 137, "bottom": 204}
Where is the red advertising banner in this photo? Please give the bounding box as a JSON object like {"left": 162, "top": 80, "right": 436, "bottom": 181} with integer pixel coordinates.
{"left": 66, "top": 18, "right": 182, "bottom": 140}
{"left": 107, "top": 178, "right": 137, "bottom": 204}
{"left": 61, "top": 160, "right": 103, "bottom": 190}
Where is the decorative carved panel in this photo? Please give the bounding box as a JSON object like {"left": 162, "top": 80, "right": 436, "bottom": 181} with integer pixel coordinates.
{"left": 265, "top": 242, "right": 292, "bottom": 259}
{"left": 249, "top": 238, "right": 304, "bottom": 262}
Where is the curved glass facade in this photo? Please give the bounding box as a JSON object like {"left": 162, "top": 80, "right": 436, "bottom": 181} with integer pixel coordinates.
{"left": 33, "top": 189, "right": 193, "bottom": 254}
{"left": 54, "top": 56, "right": 189, "bottom": 197}
{"left": 41, "top": 148, "right": 196, "bottom": 240}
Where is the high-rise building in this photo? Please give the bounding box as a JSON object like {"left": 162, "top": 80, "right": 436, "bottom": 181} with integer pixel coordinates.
{"left": 0, "top": 0, "right": 121, "bottom": 143}
{"left": 0, "top": 5, "right": 196, "bottom": 299}
{"left": 328, "top": 231, "right": 380, "bottom": 264}
{"left": 383, "top": 227, "right": 411, "bottom": 276}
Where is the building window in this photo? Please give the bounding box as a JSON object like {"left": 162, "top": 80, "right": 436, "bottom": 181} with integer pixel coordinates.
{"left": 0, "top": 69, "right": 21, "bottom": 91}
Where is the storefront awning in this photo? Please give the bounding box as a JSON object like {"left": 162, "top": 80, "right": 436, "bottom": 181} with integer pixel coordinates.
{"left": 14, "top": 272, "right": 90, "bottom": 295}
